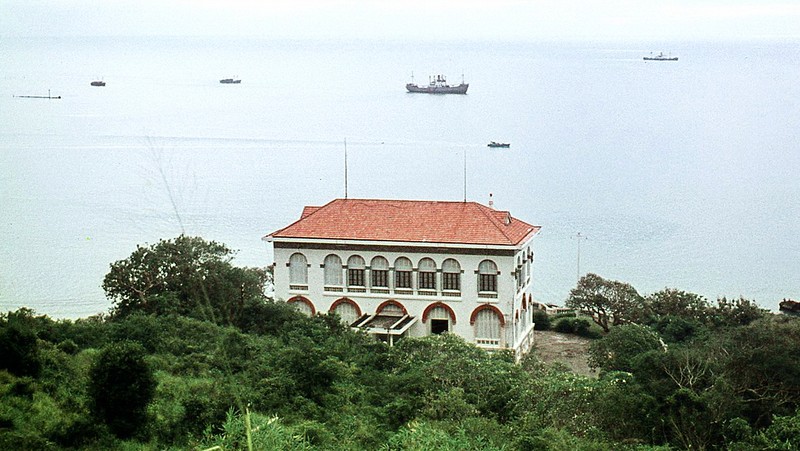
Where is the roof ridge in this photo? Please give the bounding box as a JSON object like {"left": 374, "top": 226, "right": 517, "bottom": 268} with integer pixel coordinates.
{"left": 474, "top": 203, "right": 515, "bottom": 245}
{"left": 266, "top": 199, "right": 336, "bottom": 238}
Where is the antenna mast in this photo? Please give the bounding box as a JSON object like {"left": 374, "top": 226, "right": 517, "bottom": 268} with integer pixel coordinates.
{"left": 463, "top": 148, "right": 467, "bottom": 202}
{"left": 344, "top": 138, "right": 348, "bottom": 199}
{"left": 573, "top": 232, "right": 587, "bottom": 282}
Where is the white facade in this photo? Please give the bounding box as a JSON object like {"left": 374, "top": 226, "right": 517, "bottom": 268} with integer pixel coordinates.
{"left": 269, "top": 236, "right": 538, "bottom": 359}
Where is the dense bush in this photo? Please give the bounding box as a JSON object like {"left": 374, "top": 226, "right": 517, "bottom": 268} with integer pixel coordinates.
{"left": 532, "top": 309, "right": 551, "bottom": 330}
{"left": 553, "top": 317, "right": 601, "bottom": 338}
{"left": 0, "top": 310, "right": 42, "bottom": 377}
{"left": 88, "top": 341, "right": 156, "bottom": 438}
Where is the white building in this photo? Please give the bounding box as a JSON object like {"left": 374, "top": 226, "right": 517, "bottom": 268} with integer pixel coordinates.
{"left": 265, "top": 198, "right": 541, "bottom": 359}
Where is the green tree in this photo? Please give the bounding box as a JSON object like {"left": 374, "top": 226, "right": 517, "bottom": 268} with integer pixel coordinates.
{"left": 710, "top": 296, "right": 766, "bottom": 327}
{"left": 588, "top": 324, "right": 664, "bottom": 373}
{"left": 102, "top": 235, "right": 270, "bottom": 324}
{"left": 0, "top": 309, "right": 42, "bottom": 377}
{"left": 88, "top": 341, "right": 156, "bottom": 438}
{"left": 645, "top": 288, "right": 710, "bottom": 323}
{"left": 566, "top": 273, "right": 644, "bottom": 333}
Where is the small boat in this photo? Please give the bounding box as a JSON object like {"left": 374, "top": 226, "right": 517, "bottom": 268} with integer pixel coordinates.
{"left": 644, "top": 52, "right": 678, "bottom": 61}
{"left": 220, "top": 78, "right": 241, "bottom": 84}
{"left": 779, "top": 299, "right": 800, "bottom": 315}
{"left": 90, "top": 80, "right": 106, "bottom": 86}
{"left": 406, "top": 74, "right": 468, "bottom": 94}
{"left": 487, "top": 141, "right": 510, "bottom": 148}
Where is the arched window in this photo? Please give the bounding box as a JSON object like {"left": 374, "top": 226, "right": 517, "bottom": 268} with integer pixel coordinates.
{"left": 330, "top": 298, "right": 360, "bottom": 325}
{"left": 289, "top": 253, "right": 308, "bottom": 285}
{"left": 394, "top": 257, "right": 413, "bottom": 290}
{"left": 418, "top": 258, "right": 437, "bottom": 291}
{"left": 371, "top": 256, "right": 389, "bottom": 288}
{"left": 347, "top": 255, "right": 365, "bottom": 287}
{"left": 442, "top": 259, "right": 461, "bottom": 291}
{"left": 377, "top": 300, "right": 406, "bottom": 316}
{"left": 288, "top": 296, "right": 314, "bottom": 316}
{"left": 324, "top": 254, "right": 343, "bottom": 286}
{"left": 478, "top": 260, "right": 498, "bottom": 293}
{"left": 473, "top": 307, "right": 502, "bottom": 345}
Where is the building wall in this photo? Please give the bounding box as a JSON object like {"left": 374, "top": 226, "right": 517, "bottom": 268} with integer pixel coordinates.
{"left": 271, "top": 239, "right": 536, "bottom": 354}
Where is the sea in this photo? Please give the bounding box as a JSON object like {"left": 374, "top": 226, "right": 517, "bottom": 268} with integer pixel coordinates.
{"left": 1, "top": 36, "right": 799, "bottom": 319}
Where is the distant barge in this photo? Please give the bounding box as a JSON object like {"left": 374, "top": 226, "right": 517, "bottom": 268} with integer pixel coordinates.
{"left": 644, "top": 52, "right": 678, "bottom": 61}
{"left": 487, "top": 141, "right": 510, "bottom": 148}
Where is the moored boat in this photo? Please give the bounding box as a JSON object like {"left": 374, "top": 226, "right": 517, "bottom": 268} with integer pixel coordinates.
{"left": 406, "top": 74, "right": 468, "bottom": 94}
{"left": 487, "top": 141, "right": 510, "bottom": 148}
{"left": 644, "top": 52, "right": 678, "bottom": 61}
{"left": 220, "top": 78, "right": 241, "bottom": 84}
{"left": 90, "top": 80, "right": 106, "bottom": 86}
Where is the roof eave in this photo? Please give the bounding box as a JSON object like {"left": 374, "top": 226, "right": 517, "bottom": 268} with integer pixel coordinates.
{"left": 268, "top": 236, "right": 526, "bottom": 251}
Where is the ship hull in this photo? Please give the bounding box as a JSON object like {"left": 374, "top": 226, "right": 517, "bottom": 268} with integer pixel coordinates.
{"left": 406, "top": 83, "right": 469, "bottom": 94}
{"left": 643, "top": 57, "right": 678, "bottom": 61}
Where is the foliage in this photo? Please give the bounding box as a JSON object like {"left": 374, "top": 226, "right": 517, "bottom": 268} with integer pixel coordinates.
{"left": 532, "top": 309, "right": 551, "bottom": 330}
{"left": 88, "top": 341, "right": 156, "bottom": 438}
{"left": 102, "top": 235, "right": 270, "bottom": 325}
{"left": 199, "top": 408, "right": 313, "bottom": 450}
{"left": 588, "top": 324, "right": 664, "bottom": 373}
{"left": 3, "top": 236, "right": 799, "bottom": 450}
{"left": 566, "top": 273, "right": 644, "bottom": 332}
{"left": 385, "top": 419, "right": 507, "bottom": 450}
{"left": 644, "top": 288, "right": 711, "bottom": 323}
{"left": 710, "top": 296, "right": 767, "bottom": 327}
{"left": 0, "top": 309, "right": 42, "bottom": 377}
{"left": 553, "top": 317, "right": 601, "bottom": 338}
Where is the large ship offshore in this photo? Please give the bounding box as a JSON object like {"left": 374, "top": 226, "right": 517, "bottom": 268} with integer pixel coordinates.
{"left": 406, "top": 74, "right": 468, "bottom": 94}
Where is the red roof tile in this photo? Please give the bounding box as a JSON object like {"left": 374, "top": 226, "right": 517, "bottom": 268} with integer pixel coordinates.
{"left": 268, "top": 199, "right": 540, "bottom": 246}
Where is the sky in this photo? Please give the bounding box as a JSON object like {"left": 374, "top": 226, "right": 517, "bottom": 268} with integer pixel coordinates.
{"left": 2, "top": 0, "right": 799, "bottom": 41}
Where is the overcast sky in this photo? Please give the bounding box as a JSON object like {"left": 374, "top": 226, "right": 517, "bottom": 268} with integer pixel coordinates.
{"left": 2, "top": 0, "right": 799, "bottom": 40}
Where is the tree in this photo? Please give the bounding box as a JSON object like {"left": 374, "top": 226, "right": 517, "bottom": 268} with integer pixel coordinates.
{"left": 588, "top": 324, "right": 664, "bottom": 373}
{"left": 102, "top": 235, "right": 270, "bottom": 324}
{"left": 565, "top": 273, "right": 644, "bottom": 333}
{"left": 89, "top": 341, "right": 156, "bottom": 438}
{"left": 0, "top": 309, "right": 42, "bottom": 377}
{"left": 710, "top": 297, "right": 766, "bottom": 327}
{"left": 645, "top": 288, "right": 710, "bottom": 323}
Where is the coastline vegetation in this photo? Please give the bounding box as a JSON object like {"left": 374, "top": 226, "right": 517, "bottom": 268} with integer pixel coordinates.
{"left": 1, "top": 236, "right": 799, "bottom": 450}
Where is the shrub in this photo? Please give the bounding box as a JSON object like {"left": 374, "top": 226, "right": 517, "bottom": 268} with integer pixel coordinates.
{"left": 532, "top": 310, "right": 551, "bottom": 330}
{"left": 88, "top": 341, "right": 156, "bottom": 439}
{"left": 554, "top": 318, "right": 575, "bottom": 334}
{"left": 553, "top": 318, "right": 601, "bottom": 338}
{"left": 0, "top": 311, "right": 42, "bottom": 377}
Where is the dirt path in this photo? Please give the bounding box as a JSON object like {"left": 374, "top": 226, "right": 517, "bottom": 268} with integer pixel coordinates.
{"left": 532, "top": 330, "right": 597, "bottom": 378}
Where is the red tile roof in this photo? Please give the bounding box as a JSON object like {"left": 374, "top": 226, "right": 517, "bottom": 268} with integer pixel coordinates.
{"left": 268, "top": 199, "right": 540, "bottom": 246}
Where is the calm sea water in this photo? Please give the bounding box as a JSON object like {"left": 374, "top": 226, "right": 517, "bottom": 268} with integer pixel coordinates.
{"left": 1, "top": 37, "right": 799, "bottom": 318}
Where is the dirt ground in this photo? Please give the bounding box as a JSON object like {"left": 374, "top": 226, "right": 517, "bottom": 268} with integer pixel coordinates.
{"left": 531, "top": 330, "right": 597, "bottom": 378}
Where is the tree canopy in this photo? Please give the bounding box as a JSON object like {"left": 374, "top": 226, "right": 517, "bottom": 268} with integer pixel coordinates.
{"left": 565, "top": 273, "right": 644, "bottom": 332}
{"left": 102, "top": 235, "right": 270, "bottom": 324}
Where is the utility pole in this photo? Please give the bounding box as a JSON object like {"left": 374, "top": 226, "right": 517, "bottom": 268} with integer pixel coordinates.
{"left": 344, "top": 138, "right": 348, "bottom": 199}
{"left": 463, "top": 148, "right": 467, "bottom": 202}
{"left": 573, "top": 232, "right": 587, "bottom": 282}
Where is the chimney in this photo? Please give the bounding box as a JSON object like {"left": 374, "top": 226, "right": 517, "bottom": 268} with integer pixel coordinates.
{"left": 488, "top": 193, "right": 494, "bottom": 209}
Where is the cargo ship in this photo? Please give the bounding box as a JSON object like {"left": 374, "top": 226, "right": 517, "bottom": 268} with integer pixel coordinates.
{"left": 406, "top": 74, "right": 468, "bottom": 94}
